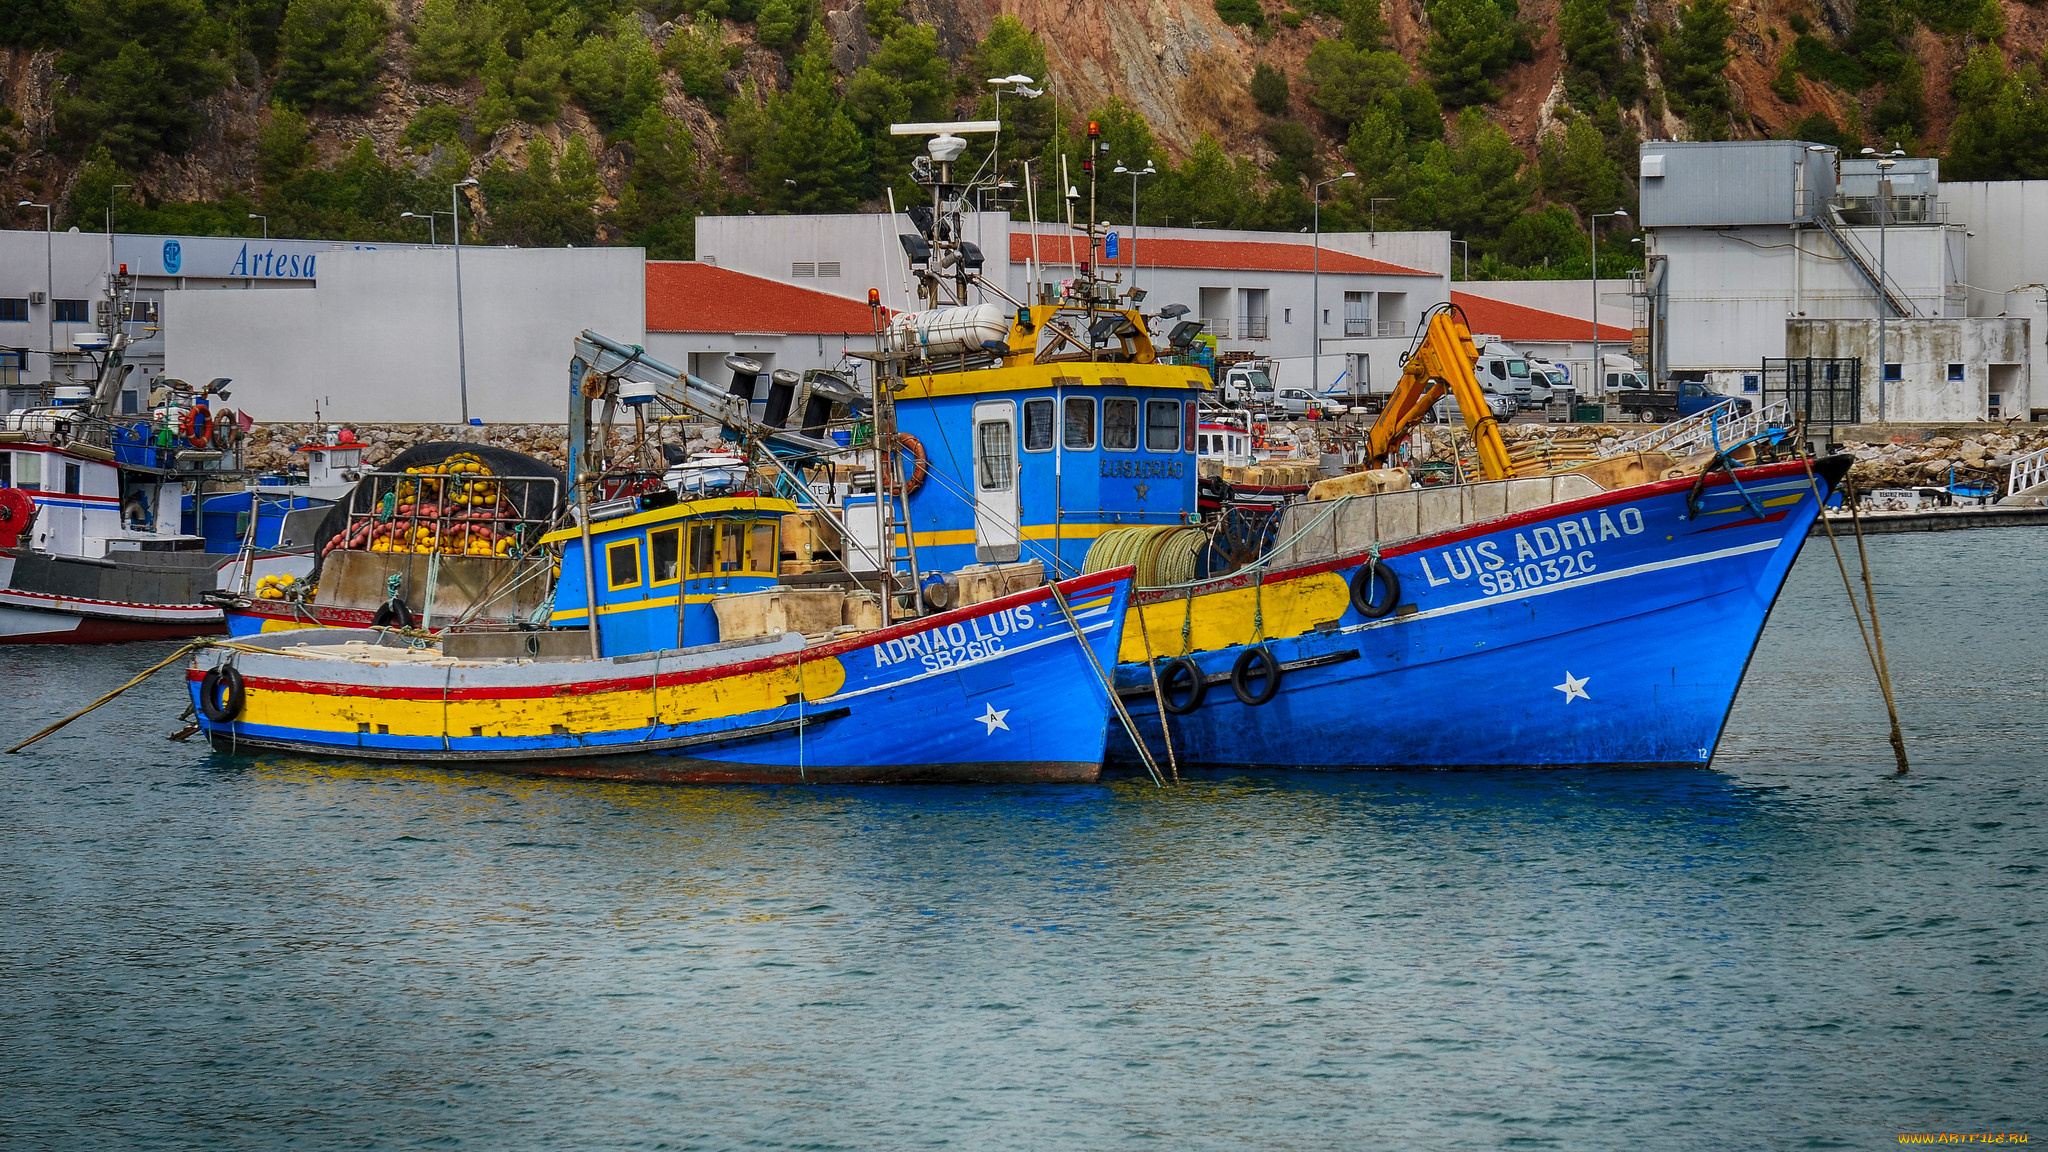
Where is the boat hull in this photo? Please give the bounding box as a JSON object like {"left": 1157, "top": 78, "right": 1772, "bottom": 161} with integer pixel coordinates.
{"left": 0, "top": 587, "right": 224, "bottom": 645}
{"left": 190, "top": 569, "right": 1134, "bottom": 785}
{"left": 1110, "top": 457, "right": 1850, "bottom": 769}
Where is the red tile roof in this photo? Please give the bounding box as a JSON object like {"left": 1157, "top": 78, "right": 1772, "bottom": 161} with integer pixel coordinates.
{"left": 1451, "top": 291, "right": 1631, "bottom": 342}
{"left": 1007, "top": 233, "right": 1433, "bottom": 276}
{"left": 646, "top": 261, "right": 883, "bottom": 335}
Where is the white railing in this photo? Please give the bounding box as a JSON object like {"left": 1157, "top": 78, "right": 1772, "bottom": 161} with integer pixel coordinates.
{"left": 2008, "top": 445, "right": 2048, "bottom": 496}
{"left": 1610, "top": 398, "right": 1789, "bottom": 458}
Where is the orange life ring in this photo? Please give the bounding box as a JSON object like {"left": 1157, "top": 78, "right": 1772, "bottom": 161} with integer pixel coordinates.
{"left": 0, "top": 487, "right": 35, "bottom": 548}
{"left": 181, "top": 407, "right": 212, "bottom": 446}
{"left": 884, "top": 433, "right": 929, "bottom": 497}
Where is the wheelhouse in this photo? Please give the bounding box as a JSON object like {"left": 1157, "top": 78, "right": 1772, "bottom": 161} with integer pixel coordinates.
{"left": 543, "top": 494, "right": 797, "bottom": 657}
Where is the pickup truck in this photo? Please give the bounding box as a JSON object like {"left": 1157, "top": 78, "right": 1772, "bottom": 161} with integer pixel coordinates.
{"left": 1612, "top": 380, "right": 1752, "bottom": 423}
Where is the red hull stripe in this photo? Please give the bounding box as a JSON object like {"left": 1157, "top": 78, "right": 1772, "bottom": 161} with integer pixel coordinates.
{"left": 198, "top": 567, "right": 1132, "bottom": 702}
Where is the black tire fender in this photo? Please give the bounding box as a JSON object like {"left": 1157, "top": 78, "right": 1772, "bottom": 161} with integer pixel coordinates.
{"left": 371, "top": 597, "right": 416, "bottom": 630}
{"left": 1349, "top": 559, "right": 1400, "bottom": 619}
{"left": 1160, "top": 657, "right": 1207, "bottom": 715}
{"left": 198, "top": 664, "right": 245, "bottom": 724}
{"left": 1230, "top": 646, "right": 1282, "bottom": 707}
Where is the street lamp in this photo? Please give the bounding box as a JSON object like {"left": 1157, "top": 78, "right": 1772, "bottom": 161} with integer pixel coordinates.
{"left": 452, "top": 177, "right": 478, "bottom": 424}
{"left": 18, "top": 200, "right": 51, "bottom": 369}
{"left": 1863, "top": 146, "right": 1906, "bottom": 422}
{"left": 248, "top": 213, "right": 267, "bottom": 239}
{"left": 1111, "top": 162, "right": 1156, "bottom": 290}
{"left": 1590, "top": 208, "right": 1628, "bottom": 395}
{"left": 1312, "top": 171, "right": 1357, "bottom": 396}
{"left": 401, "top": 210, "right": 436, "bottom": 246}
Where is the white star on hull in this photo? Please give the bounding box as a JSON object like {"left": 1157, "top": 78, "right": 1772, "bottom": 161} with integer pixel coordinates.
{"left": 976, "top": 702, "right": 1011, "bottom": 734}
{"left": 1554, "top": 671, "right": 1590, "bottom": 703}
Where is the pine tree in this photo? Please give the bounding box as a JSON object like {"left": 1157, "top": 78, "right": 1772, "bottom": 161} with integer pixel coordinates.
{"left": 273, "top": 0, "right": 390, "bottom": 111}
{"left": 1420, "top": 0, "right": 1531, "bottom": 107}
{"left": 1250, "top": 63, "right": 1290, "bottom": 115}
{"left": 751, "top": 32, "right": 868, "bottom": 211}
{"left": 567, "top": 14, "right": 661, "bottom": 133}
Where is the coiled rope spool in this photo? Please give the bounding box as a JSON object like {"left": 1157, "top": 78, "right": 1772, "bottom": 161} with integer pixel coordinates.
{"left": 1084, "top": 525, "right": 1206, "bottom": 588}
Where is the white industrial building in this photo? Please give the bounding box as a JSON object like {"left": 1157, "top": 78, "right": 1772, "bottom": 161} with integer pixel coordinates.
{"left": 164, "top": 245, "right": 644, "bottom": 423}
{"left": 1638, "top": 140, "right": 2041, "bottom": 423}
{"left": 0, "top": 229, "right": 341, "bottom": 412}
{"left": 694, "top": 213, "right": 1453, "bottom": 397}
{"left": 1, "top": 227, "right": 645, "bottom": 424}
{"left": 644, "top": 260, "right": 882, "bottom": 393}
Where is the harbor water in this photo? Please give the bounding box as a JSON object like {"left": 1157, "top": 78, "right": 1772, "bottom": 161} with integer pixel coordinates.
{"left": 3, "top": 529, "right": 2041, "bottom": 1148}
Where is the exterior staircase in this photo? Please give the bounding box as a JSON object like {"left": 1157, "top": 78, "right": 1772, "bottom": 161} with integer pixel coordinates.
{"left": 1816, "top": 211, "right": 1915, "bottom": 319}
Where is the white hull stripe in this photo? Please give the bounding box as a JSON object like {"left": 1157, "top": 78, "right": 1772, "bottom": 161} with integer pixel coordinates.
{"left": 1341, "top": 537, "right": 1783, "bottom": 638}
{"left": 813, "top": 619, "right": 1115, "bottom": 706}
{"left": 0, "top": 587, "right": 222, "bottom": 622}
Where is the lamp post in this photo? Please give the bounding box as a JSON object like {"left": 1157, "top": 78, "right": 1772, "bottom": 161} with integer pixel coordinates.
{"left": 452, "top": 177, "right": 478, "bottom": 424}
{"left": 1590, "top": 208, "right": 1628, "bottom": 393}
{"left": 1111, "top": 162, "right": 1156, "bottom": 290}
{"left": 1863, "top": 146, "right": 1905, "bottom": 422}
{"left": 1312, "top": 171, "right": 1358, "bottom": 396}
{"left": 248, "top": 213, "right": 267, "bottom": 239}
{"left": 401, "top": 210, "right": 436, "bottom": 246}
{"left": 1451, "top": 238, "right": 1468, "bottom": 280}
{"left": 18, "top": 200, "right": 51, "bottom": 369}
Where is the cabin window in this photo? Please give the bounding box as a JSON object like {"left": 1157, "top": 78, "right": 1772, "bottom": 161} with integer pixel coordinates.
{"left": 13, "top": 452, "right": 39, "bottom": 489}
{"left": 748, "top": 522, "right": 777, "bottom": 573}
{"left": 1023, "top": 399, "right": 1054, "bottom": 452}
{"left": 606, "top": 539, "right": 641, "bottom": 590}
{"left": 649, "top": 527, "right": 681, "bottom": 585}
{"left": 688, "top": 523, "right": 717, "bottom": 575}
{"left": 1145, "top": 399, "right": 1180, "bottom": 451}
{"left": 1062, "top": 397, "right": 1096, "bottom": 450}
{"left": 1197, "top": 434, "right": 1209, "bottom": 453}
{"left": 64, "top": 462, "right": 81, "bottom": 495}
{"left": 1102, "top": 398, "right": 1138, "bottom": 451}
{"left": 978, "top": 418, "right": 1015, "bottom": 490}
{"left": 719, "top": 522, "right": 745, "bottom": 572}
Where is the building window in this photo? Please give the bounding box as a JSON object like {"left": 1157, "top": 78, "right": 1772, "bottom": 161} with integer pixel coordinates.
{"left": 649, "top": 527, "right": 682, "bottom": 585}
{"left": 1947, "top": 363, "right": 1964, "bottom": 381}
{"left": 1144, "top": 399, "right": 1181, "bottom": 451}
{"left": 0, "top": 299, "right": 27, "bottom": 322}
{"left": 124, "top": 299, "right": 159, "bottom": 324}
{"left": 1990, "top": 393, "right": 2003, "bottom": 416}
{"left": 54, "top": 299, "right": 88, "bottom": 323}
{"left": 1102, "top": 397, "right": 1138, "bottom": 450}
{"left": 791, "top": 262, "right": 815, "bottom": 277}
{"left": 606, "top": 539, "right": 641, "bottom": 590}
{"left": 1883, "top": 363, "right": 1902, "bottom": 381}
{"left": 1022, "top": 398, "right": 1054, "bottom": 451}
{"left": 1283, "top": 308, "right": 1292, "bottom": 324}
{"left": 1063, "top": 396, "right": 1096, "bottom": 450}
{"left": 1344, "top": 291, "right": 1369, "bottom": 337}
{"left": 1742, "top": 374, "right": 1760, "bottom": 392}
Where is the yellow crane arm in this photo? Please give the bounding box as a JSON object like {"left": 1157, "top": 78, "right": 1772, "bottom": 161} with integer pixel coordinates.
{"left": 1364, "top": 308, "right": 1514, "bottom": 481}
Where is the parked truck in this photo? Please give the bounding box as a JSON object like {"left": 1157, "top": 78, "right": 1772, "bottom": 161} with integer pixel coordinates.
{"left": 1611, "top": 378, "right": 1753, "bottom": 423}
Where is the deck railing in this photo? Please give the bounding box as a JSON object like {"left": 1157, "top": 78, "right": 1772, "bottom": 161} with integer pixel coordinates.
{"left": 1610, "top": 398, "right": 1789, "bottom": 459}
{"left": 2008, "top": 445, "right": 2048, "bottom": 498}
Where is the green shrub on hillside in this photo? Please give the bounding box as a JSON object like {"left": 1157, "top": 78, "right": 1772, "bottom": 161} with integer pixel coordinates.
{"left": 1420, "top": 0, "right": 1532, "bottom": 107}
{"left": 1250, "top": 63, "right": 1290, "bottom": 115}
{"left": 567, "top": 14, "right": 661, "bottom": 133}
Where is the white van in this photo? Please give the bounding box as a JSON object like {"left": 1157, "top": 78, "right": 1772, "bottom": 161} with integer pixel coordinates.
{"left": 1476, "top": 342, "right": 1546, "bottom": 408}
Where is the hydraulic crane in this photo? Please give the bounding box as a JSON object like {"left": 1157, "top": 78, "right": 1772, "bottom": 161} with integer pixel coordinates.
{"left": 1364, "top": 302, "right": 1514, "bottom": 481}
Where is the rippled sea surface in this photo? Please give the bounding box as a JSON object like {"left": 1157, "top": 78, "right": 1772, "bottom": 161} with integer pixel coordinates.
{"left": 3, "top": 529, "right": 2043, "bottom": 1149}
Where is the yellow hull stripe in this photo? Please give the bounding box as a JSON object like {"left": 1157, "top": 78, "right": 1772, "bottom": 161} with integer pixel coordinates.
{"left": 550, "top": 593, "right": 717, "bottom": 623}
{"left": 1115, "top": 571, "right": 1351, "bottom": 664}
{"left": 243, "top": 657, "right": 849, "bottom": 740}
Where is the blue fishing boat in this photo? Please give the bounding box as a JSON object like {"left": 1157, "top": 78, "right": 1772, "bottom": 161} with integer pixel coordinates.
{"left": 1104, "top": 454, "right": 1849, "bottom": 768}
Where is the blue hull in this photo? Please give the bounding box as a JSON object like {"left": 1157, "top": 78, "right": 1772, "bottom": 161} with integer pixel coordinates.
{"left": 193, "top": 571, "right": 1136, "bottom": 785}
{"left": 1110, "top": 457, "right": 1850, "bottom": 769}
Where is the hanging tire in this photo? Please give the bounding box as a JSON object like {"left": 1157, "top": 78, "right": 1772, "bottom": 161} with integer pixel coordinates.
{"left": 371, "top": 597, "right": 416, "bottom": 630}
{"left": 1349, "top": 559, "right": 1400, "bottom": 619}
{"left": 198, "top": 665, "right": 245, "bottom": 723}
{"left": 1161, "top": 657, "right": 1207, "bottom": 715}
{"left": 1230, "top": 646, "right": 1281, "bottom": 706}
